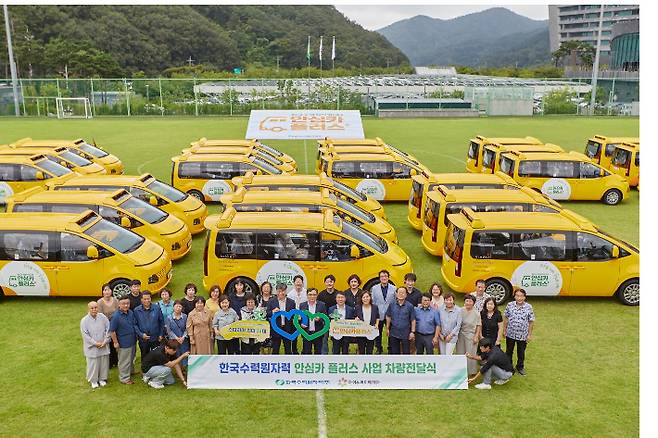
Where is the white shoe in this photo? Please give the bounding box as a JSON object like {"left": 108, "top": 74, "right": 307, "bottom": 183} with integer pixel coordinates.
{"left": 90, "top": 381, "right": 99, "bottom": 389}
{"left": 99, "top": 380, "right": 107, "bottom": 387}
{"left": 494, "top": 379, "right": 509, "bottom": 385}
{"left": 142, "top": 375, "right": 150, "bottom": 384}
{"left": 148, "top": 381, "right": 164, "bottom": 389}
{"left": 475, "top": 383, "right": 492, "bottom": 390}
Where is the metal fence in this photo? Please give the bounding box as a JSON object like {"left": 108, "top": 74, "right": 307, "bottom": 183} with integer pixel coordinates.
{"left": 0, "top": 76, "right": 638, "bottom": 117}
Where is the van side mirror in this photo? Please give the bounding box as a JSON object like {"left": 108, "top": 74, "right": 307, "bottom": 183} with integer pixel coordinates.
{"left": 87, "top": 246, "right": 99, "bottom": 259}
{"left": 350, "top": 244, "right": 360, "bottom": 259}
{"left": 149, "top": 196, "right": 158, "bottom": 206}
{"left": 612, "top": 245, "right": 620, "bottom": 258}
{"left": 410, "top": 169, "right": 418, "bottom": 176}
{"left": 255, "top": 169, "right": 263, "bottom": 175}
{"left": 120, "top": 216, "right": 132, "bottom": 228}
{"left": 35, "top": 171, "right": 45, "bottom": 180}
{"left": 60, "top": 161, "right": 69, "bottom": 168}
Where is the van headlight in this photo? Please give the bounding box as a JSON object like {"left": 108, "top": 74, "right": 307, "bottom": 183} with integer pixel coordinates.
{"left": 148, "top": 274, "right": 159, "bottom": 284}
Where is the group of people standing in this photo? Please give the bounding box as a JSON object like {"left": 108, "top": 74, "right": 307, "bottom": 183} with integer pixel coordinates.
{"left": 80, "top": 274, "right": 535, "bottom": 390}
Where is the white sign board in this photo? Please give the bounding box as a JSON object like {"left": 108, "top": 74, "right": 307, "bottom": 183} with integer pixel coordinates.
{"left": 188, "top": 355, "right": 468, "bottom": 390}
{"left": 245, "top": 110, "right": 365, "bottom": 140}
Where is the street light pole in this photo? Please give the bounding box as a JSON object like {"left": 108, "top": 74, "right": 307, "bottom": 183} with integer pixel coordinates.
{"left": 589, "top": 4, "right": 605, "bottom": 115}
{"left": 3, "top": 5, "right": 21, "bottom": 116}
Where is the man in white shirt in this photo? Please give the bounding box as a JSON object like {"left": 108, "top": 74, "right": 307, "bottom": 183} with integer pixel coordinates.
{"left": 370, "top": 270, "right": 395, "bottom": 354}
{"left": 80, "top": 301, "right": 111, "bottom": 389}
{"left": 286, "top": 275, "right": 308, "bottom": 354}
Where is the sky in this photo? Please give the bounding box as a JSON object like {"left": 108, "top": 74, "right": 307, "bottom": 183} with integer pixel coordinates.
{"left": 334, "top": 4, "right": 548, "bottom": 30}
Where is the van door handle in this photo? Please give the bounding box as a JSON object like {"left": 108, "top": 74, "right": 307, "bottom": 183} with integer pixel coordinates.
{"left": 571, "top": 265, "right": 586, "bottom": 270}
{"left": 42, "top": 265, "right": 58, "bottom": 270}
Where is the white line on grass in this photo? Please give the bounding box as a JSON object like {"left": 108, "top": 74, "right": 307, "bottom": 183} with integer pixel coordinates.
{"left": 316, "top": 389, "right": 328, "bottom": 438}
{"left": 137, "top": 156, "right": 162, "bottom": 174}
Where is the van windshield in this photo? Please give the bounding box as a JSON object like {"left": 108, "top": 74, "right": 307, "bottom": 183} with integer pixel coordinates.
{"left": 482, "top": 149, "right": 496, "bottom": 169}
{"left": 585, "top": 141, "right": 601, "bottom": 159}
{"left": 444, "top": 221, "right": 465, "bottom": 262}
{"left": 596, "top": 227, "right": 639, "bottom": 253}
{"left": 335, "top": 216, "right": 387, "bottom": 253}
{"left": 330, "top": 179, "right": 367, "bottom": 201}
{"left": 612, "top": 149, "right": 631, "bottom": 166}
{"left": 77, "top": 142, "right": 109, "bottom": 158}
{"left": 35, "top": 159, "right": 72, "bottom": 177}
{"left": 258, "top": 143, "right": 284, "bottom": 157}
{"left": 119, "top": 197, "right": 168, "bottom": 224}
{"left": 255, "top": 150, "right": 283, "bottom": 165}
{"left": 84, "top": 219, "right": 144, "bottom": 253}
{"left": 500, "top": 156, "right": 515, "bottom": 176}
{"left": 59, "top": 150, "right": 94, "bottom": 167}
{"left": 146, "top": 179, "right": 187, "bottom": 202}
{"left": 468, "top": 142, "right": 479, "bottom": 159}
{"left": 330, "top": 194, "right": 375, "bottom": 223}
{"left": 252, "top": 157, "right": 282, "bottom": 174}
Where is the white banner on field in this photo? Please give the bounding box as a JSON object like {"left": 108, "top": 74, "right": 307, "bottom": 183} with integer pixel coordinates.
{"left": 245, "top": 110, "right": 365, "bottom": 140}
{"left": 187, "top": 355, "right": 468, "bottom": 390}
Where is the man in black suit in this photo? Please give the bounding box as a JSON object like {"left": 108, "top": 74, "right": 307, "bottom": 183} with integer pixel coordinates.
{"left": 328, "top": 291, "right": 355, "bottom": 354}
{"left": 266, "top": 283, "right": 297, "bottom": 354}
{"left": 299, "top": 288, "right": 327, "bottom": 355}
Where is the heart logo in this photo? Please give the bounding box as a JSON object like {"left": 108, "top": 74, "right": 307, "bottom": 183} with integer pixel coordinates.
{"left": 292, "top": 310, "right": 331, "bottom": 341}
{"left": 270, "top": 309, "right": 308, "bottom": 341}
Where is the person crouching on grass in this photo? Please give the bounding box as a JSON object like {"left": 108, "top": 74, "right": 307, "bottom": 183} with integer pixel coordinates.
{"left": 466, "top": 338, "right": 514, "bottom": 390}
{"left": 142, "top": 339, "right": 190, "bottom": 389}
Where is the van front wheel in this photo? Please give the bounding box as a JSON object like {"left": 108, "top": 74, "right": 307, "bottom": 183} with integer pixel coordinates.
{"left": 602, "top": 189, "right": 622, "bottom": 205}
{"left": 616, "top": 279, "right": 639, "bottom": 306}
{"left": 188, "top": 190, "right": 204, "bottom": 202}
{"left": 485, "top": 278, "right": 512, "bottom": 305}
{"left": 110, "top": 279, "right": 131, "bottom": 299}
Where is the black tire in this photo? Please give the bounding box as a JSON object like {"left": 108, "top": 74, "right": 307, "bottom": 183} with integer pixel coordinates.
{"left": 110, "top": 279, "right": 132, "bottom": 299}
{"left": 602, "top": 189, "right": 622, "bottom": 205}
{"left": 616, "top": 278, "right": 639, "bottom": 306}
{"left": 0, "top": 286, "right": 5, "bottom": 299}
{"left": 485, "top": 278, "right": 512, "bottom": 305}
{"left": 227, "top": 277, "right": 259, "bottom": 295}
{"left": 363, "top": 278, "right": 395, "bottom": 293}
{"left": 188, "top": 190, "right": 205, "bottom": 202}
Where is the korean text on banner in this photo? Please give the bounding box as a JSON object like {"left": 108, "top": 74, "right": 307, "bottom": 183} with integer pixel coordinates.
{"left": 187, "top": 355, "right": 468, "bottom": 390}
{"left": 245, "top": 110, "right": 365, "bottom": 140}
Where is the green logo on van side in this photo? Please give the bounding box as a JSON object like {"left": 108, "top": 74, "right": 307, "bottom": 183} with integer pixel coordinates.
{"left": 520, "top": 274, "right": 549, "bottom": 288}
{"left": 267, "top": 273, "right": 293, "bottom": 285}
{"left": 8, "top": 273, "right": 36, "bottom": 288}
{"left": 208, "top": 187, "right": 227, "bottom": 196}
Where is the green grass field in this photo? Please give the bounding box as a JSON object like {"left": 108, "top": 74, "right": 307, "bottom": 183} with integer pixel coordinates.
{"left": 0, "top": 116, "right": 639, "bottom": 437}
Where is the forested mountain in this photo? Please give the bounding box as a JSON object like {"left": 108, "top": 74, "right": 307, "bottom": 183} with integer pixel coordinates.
{"left": 378, "top": 7, "right": 550, "bottom": 67}
{"left": 0, "top": 5, "right": 409, "bottom": 77}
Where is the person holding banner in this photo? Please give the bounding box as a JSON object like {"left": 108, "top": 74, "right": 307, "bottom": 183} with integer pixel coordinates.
{"left": 212, "top": 295, "right": 240, "bottom": 354}
{"left": 267, "top": 283, "right": 296, "bottom": 354}
{"left": 456, "top": 294, "right": 482, "bottom": 376}
{"left": 299, "top": 288, "right": 327, "bottom": 355}
{"left": 240, "top": 293, "right": 261, "bottom": 354}
{"left": 414, "top": 293, "right": 441, "bottom": 355}
{"left": 165, "top": 300, "right": 189, "bottom": 367}
{"left": 187, "top": 297, "right": 214, "bottom": 355}
{"left": 329, "top": 291, "right": 355, "bottom": 354}
{"left": 438, "top": 293, "right": 462, "bottom": 355}
{"left": 355, "top": 290, "right": 380, "bottom": 355}
{"left": 141, "top": 340, "right": 190, "bottom": 389}
{"left": 287, "top": 275, "right": 308, "bottom": 355}
{"left": 385, "top": 287, "right": 415, "bottom": 354}
{"left": 371, "top": 270, "right": 395, "bottom": 354}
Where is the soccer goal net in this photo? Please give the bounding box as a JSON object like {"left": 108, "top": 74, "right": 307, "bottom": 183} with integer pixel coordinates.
{"left": 56, "top": 97, "right": 93, "bottom": 119}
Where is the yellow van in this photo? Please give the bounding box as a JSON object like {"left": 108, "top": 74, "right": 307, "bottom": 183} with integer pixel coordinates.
{"left": 441, "top": 208, "right": 639, "bottom": 305}
{"left": 408, "top": 172, "right": 520, "bottom": 230}
{"left": 202, "top": 207, "right": 413, "bottom": 294}
{"left": 9, "top": 138, "right": 123, "bottom": 174}
{"left": 421, "top": 186, "right": 563, "bottom": 256}
{"left": 220, "top": 187, "right": 398, "bottom": 243}
{"left": 584, "top": 135, "right": 639, "bottom": 169}
{"left": 6, "top": 188, "right": 192, "bottom": 260}
{"left": 190, "top": 138, "right": 297, "bottom": 171}
{"left": 316, "top": 137, "right": 423, "bottom": 174}
{"left": 499, "top": 151, "right": 629, "bottom": 205}
{"left": 466, "top": 136, "right": 543, "bottom": 173}
{"left": 45, "top": 173, "right": 207, "bottom": 235}
{"left": 481, "top": 143, "right": 565, "bottom": 174}
{"left": 0, "top": 210, "right": 172, "bottom": 298}
{"left": 0, "top": 154, "right": 75, "bottom": 203}
{"left": 609, "top": 142, "right": 639, "bottom": 187}
{"left": 232, "top": 172, "right": 387, "bottom": 220}
{"left": 319, "top": 151, "right": 431, "bottom": 201}
{"left": 171, "top": 153, "right": 292, "bottom": 202}
{"left": 0, "top": 147, "right": 106, "bottom": 175}
{"left": 181, "top": 145, "right": 296, "bottom": 174}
